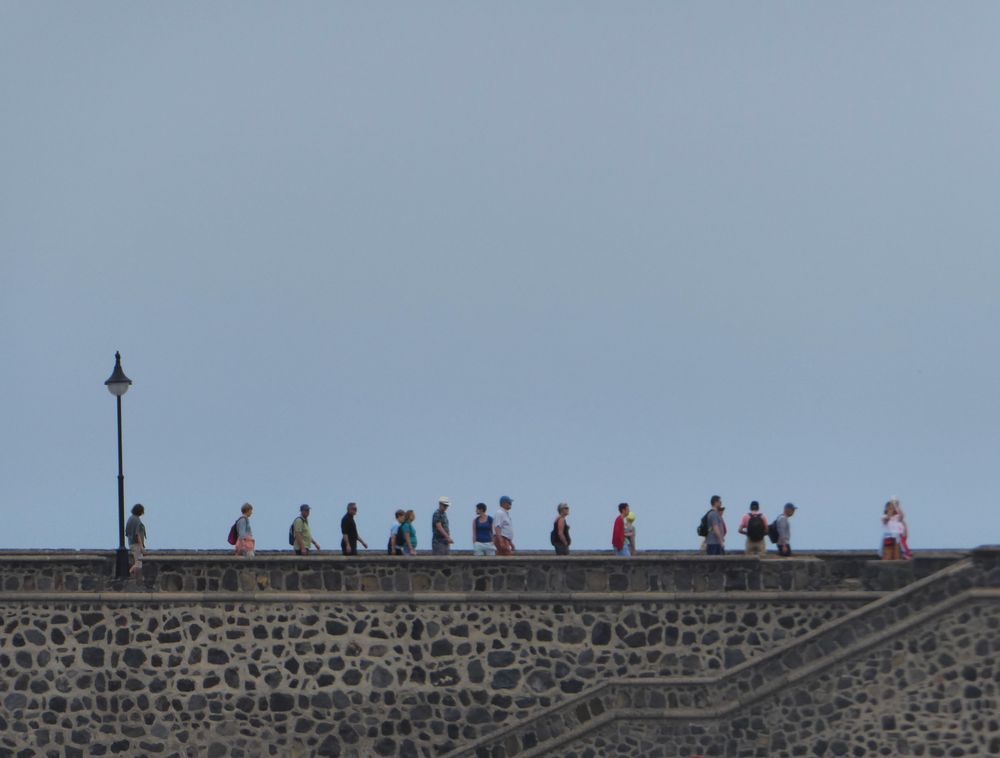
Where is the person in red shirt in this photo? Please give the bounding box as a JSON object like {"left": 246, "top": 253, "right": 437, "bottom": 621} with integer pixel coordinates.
{"left": 611, "top": 502, "right": 630, "bottom": 556}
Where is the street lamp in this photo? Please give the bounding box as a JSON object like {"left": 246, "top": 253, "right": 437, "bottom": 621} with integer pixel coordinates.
{"left": 105, "top": 351, "right": 132, "bottom": 579}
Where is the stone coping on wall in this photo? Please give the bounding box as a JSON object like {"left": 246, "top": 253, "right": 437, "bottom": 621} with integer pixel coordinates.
{"left": 0, "top": 589, "right": 885, "bottom": 605}
{"left": 0, "top": 549, "right": 974, "bottom": 596}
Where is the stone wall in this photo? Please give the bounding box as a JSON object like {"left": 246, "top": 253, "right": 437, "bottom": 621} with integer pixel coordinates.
{"left": 0, "top": 593, "right": 865, "bottom": 757}
{"left": 555, "top": 595, "right": 1000, "bottom": 757}
{"left": 0, "top": 550, "right": 988, "bottom": 758}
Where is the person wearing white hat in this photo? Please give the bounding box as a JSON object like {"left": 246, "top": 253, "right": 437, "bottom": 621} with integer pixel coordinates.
{"left": 431, "top": 497, "right": 453, "bottom": 555}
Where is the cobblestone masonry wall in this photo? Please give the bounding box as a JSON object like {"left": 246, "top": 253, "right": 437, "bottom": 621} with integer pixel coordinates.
{"left": 0, "top": 596, "right": 863, "bottom": 757}
{"left": 558, "top": 597, "right": 1000, "bottom": 757}
{"left": 0, "top": 550, "right": 984, "bottom": 758}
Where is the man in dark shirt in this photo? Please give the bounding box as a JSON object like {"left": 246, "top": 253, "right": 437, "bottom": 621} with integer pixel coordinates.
{"left": 341, "top": 502, "right": 368, "bottom": 556}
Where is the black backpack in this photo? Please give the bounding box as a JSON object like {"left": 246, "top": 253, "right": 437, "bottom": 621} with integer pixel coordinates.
{"left": 767, "top": 518, "right": 780, "bottom": 544}
{"left": 227, "top": 518, "right": 240, "bottom": 546}
{"left": 746, "top": 513, "right": 766, "bottom": 542}
{"left": 696, "top": 510, "right": 711, "bottom": 538}
{"left": 288, "top": 517, "right": 300, "bottom": 546}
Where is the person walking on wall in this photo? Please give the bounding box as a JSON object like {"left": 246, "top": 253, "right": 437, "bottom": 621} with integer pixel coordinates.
{"left": 401, "top": 510, "right": 418, "bottom": 555}
{"left": 292, "top": 504, "right": 320, "bottom": 555}
{"left": 739, "top": 500, "right": 768, "bottom": 557}
{"left": 889, "top": 496, "right": 912, "bottom": 559}
{"left": 612, "top": 502, "right": 630, "bottom": 557}
{"left": 880, "top": 500, "right": 906, "bottom": 560}
{"left": 551, "top": 503, "right": 571, "bottom": 555}
{"left": 431, "top": 497, "right": 454, "bottom": 555}
{"left": 234, "top": 502, "right": 256, "bottom": 558}
{"left": 775, "top": 502, "right": 796, "bottom": 557}
{"left": 388, "top": 509, "right": 406, "bottom": 555}
{"left": 472, "top": 503, "right": 495, "bottom": 556}
{"left": 706, "top": 496, "right": 727, "bottom": 556}
{"left": 125, "top": 503, "right": 146, "bottom": 577}
{"left": 625, "top": 511, "right": 637, "bottom": 555}
{"left": 341, "top": 502, "right": 368, "bottom": 556}
{"left": 493, "top": 496, "right": 515, "bottom": 555}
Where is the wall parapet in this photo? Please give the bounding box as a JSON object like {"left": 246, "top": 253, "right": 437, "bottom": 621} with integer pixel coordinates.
{"left": 0, "top": 549, "right": 968, "bottom": 595}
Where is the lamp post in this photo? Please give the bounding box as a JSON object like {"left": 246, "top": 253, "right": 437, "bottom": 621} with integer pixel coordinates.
{"left": 105, "top": 351, "right": 132, "bottom": 579}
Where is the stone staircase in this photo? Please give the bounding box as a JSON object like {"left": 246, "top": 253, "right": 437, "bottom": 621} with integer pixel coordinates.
{"left": 444, "top": 550, "right": 1000, "bottom": 758}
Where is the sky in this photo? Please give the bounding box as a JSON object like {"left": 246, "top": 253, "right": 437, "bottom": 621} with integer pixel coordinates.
{"left": 2, "top": 3, "right": 998, "bottom": 553}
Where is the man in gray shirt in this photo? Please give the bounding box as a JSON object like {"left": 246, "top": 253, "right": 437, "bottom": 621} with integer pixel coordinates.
{"left": 706, "top": 495, "right": 727, "bottom": 556}
{"left": 775, "top": 502, "right": 797, "bottom": 556}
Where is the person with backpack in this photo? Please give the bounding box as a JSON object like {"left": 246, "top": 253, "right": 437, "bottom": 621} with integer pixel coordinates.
{"left": 291, "top": 504, "right": 321, "bottom": 555}
{"left": 230, "top": 502, "right": 256, "bottom": 558}
{"left": 387, "top": 509, "right": 406, "bottom": 555}
{"left": 551, "top": 503, "right": 571, "bottom": 555}
{"left": 774, "top": 502, "right": 797, "bottom": 557}
{"left": 738, "top": 500, "right": 768, "bottom": 557}
{"left": 704, "top": 495, "right": 727, "bottom": 555}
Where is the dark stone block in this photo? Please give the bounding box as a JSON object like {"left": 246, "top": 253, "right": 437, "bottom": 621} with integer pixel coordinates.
{"left": 513, "top": 621, "right": 532, "bottom": 640}
{"left": 269, "top": 693, "right": 295, "bottom": 712}
{"left": 491, "top": 669, "right": 521, "bottom": 689}
{"left": 609, "top": 574, "right": 628, "bottom": 591}
{"left": 338, "top": 721, "right": 360, "bottom": 744}
{"left": 526, "top": 670, "right": 555, "bottom": 692}
{"left": 559, "top": 626, "right": 587, "bottom": 644}
{"left": 122, "top": 648, "right": 145, "bottom": 668}
{"left": 326, "top": 620, "right": 349, "bottom": 636}
{"left": 316, "top": 736, "right": 341, "bottom": 757}
{"left": 468, "top": 706, "right": 491, "bottom": 724}
{"left": 725, "top": 649, "right": 746, "bottom": 668}
{"left": 371, "top": 666, "right": 393, "bottom": 688}
{"left": 487, "top": 651, "right": 515, "bottom": 667}
{"left": 624, "top": 631, "right": 646, "bottom": 648}
{"left": 81, "top": 648, "right": 105, "bottom": 667}
{"left": 431, "top": 639, "right": 454, "bottom": 657}
{"left": 468, "top": 660, "right": 485, "bottom": 684}
{"left": 591, "top": 622, "right": 612, "bottom": 645}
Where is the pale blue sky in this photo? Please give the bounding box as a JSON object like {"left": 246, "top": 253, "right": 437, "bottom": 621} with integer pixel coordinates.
{"left": 2, "top": 3, "right": 998, "bottom": 552}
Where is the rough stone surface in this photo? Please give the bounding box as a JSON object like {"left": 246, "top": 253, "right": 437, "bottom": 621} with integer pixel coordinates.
{"left": 0, "top": 549, "right": 992, "bottom": 757}
{"left": 555, "top": 600, "right": 1000, "bottom": 757}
